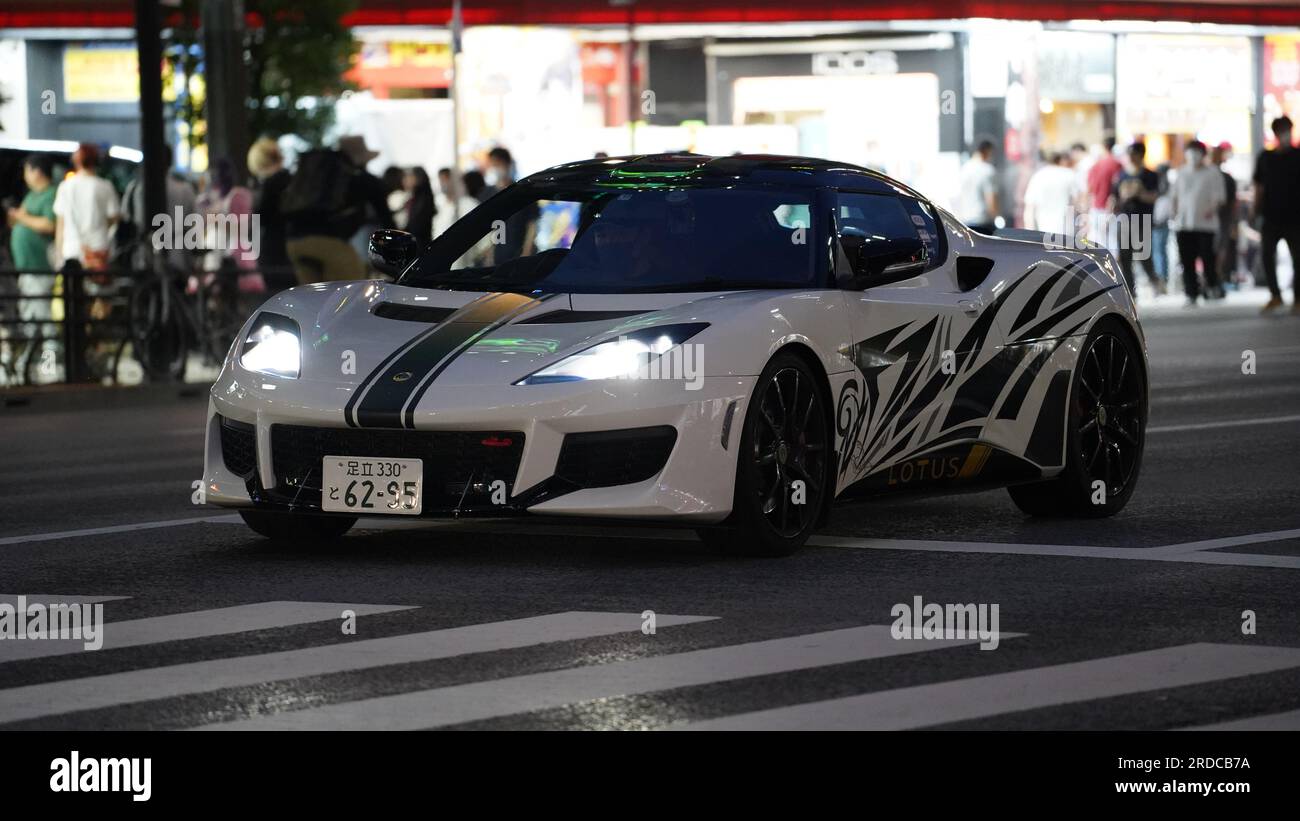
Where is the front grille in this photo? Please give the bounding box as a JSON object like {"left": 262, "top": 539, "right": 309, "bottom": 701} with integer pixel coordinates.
{"left": 219, "top": 416, "right": 257, "bottom": 478}
{"left": 266, "top": 425, "right": 525, "bottom": 513}
{"left": 555, "top": 426, "right": 677, "bottom": 488}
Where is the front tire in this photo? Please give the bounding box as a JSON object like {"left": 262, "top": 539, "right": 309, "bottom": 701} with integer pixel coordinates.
{"left": 697, "top": 352, "right": 831, "bottom": 556}
{"left": 239, "top": 510, "right": 357, "bottom": 542}
{"left": 1008, "top": 317, "right": 1146, "bottom": 517}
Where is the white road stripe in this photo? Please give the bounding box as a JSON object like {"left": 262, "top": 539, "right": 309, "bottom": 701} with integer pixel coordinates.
{"left": 198, "top": 625, "right": 1009, "bottom": 731}
{"left": 0, "top": 595, "right": 127, "bottom": 607}
{"left": 1188, "top": 707, "right": 1300, "bottom": 730}
{"left": 806, "top": 535, "right": 1300, "bottom": 570}
{"left": 1147, "top": 528, "right": 1300, "bottom": 555}
{"left": 676, "top": 643, "right": 1300, "bottom": 730}
{"left": 1147, "top": 413, "right": 1300, "bottom": 434}
{"left": 0, "top": 601, "right": 413, "bottom": 663}
{"left": 0, "top": 514, "right": 240, "bottom": 546}
{"left": 0, "top": 611, "right": 710, "bottom": 725}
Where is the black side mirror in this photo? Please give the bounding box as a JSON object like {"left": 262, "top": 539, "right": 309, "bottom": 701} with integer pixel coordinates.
{"left": 368, "top": 229, "right": 420, "bottom": 276}
{"left": 853, "top": 236, "right": 928, "bottom": 285}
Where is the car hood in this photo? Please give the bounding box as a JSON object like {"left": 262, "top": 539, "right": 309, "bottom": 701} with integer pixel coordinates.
{"left": 261, "top": 280, "right": 759, "bottom": 387}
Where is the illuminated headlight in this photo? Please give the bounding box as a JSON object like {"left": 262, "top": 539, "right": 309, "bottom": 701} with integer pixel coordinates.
{"left": 516, "top": 322, "right": 707, "bottom": 385}
{"left": 239, "top": 312, "right": 301, "bottom": 378}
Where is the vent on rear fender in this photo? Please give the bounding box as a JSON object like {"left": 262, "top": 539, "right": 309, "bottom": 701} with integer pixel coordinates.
{"left": 956, "top": 257, "right": 995, "bottom": 291}
{"left": 373, "top": 302, "right": 456, "bottom": 323}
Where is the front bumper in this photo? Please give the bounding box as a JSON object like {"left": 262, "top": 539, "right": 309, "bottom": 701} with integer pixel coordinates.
{"left": 203, "top": 370, "right": 754, "bottom": 522}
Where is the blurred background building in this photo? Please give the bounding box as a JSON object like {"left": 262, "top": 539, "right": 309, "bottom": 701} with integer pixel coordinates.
{"left": 0, "top": 0, "right": 1297, "bottom": 219}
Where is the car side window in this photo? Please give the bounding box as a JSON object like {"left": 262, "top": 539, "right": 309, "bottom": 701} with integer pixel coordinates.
{"left": 899, "top": 197, "right": 946, "bottom": 269}
{"left": 834, "top": 192, "right": 921, "bottom": 278}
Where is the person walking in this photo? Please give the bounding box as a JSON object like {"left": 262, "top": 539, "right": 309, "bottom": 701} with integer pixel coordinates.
{"left": 1085, "top": 137, "right": 1122, "bottom": 247}
{"left": 246, "top": 137, "right": 294, "bottom": 292}
{"left": 958, "top": 139, "right": 999, "bottom": 235}
{"left": 1171, "top": 141, "right": 1226, "bottom": 307}
{"left": 1210, "top": 142, "right": 1239, "bottom": 294}
{"left": 1151, "top": 163, "right": 1173, "bottom": 292}
{"left": 282, "top": 136, "right": 392, "bottom": 284}
{"left": 1252, "top": 116, "right": 1300, "bottom": 314}
{"left": 1022, "top": 151, "right": 1077, "bottom": 239}
{"left": 6, "top": 153, "right": 60, "bottom": 380}
{"left": 52, "top": 143, "right": 120, "bottom": 272}
{"left": 401, "top": 167, "right": 436, "bottom": 246}
{"left": 1111, "top": 141, "right": 1163, "bottom": 297}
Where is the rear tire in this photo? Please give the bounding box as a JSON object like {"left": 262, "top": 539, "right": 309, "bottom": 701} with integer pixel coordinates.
{"left": 697, "top": 352, "right": 832, "bottom": 557}
{"left": 239, "top": 510, "right": 357, "bottom": 542}
{"left": 1008, "top": 317, "right": 1146, "bottom": 517}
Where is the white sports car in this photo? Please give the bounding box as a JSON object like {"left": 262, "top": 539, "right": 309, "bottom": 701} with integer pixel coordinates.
{"left": 203, "top": 154, "right": 1147, "bottom": 555}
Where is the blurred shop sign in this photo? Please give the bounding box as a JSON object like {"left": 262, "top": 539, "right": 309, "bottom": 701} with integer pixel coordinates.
{"left": 812, "top": 51, "right": 898, "bottom": 76}
{"left": 1117, "top": 34, "right": 1252, "bottom": 135}
{"left": 63, "top": 44, "right": 139, "bottom": 103}
{"left": 1036, "top": 31, "right": 1114, "bottom": 103}
{"left": 1264, "top": 34, "right": 1300, "bottom": 141}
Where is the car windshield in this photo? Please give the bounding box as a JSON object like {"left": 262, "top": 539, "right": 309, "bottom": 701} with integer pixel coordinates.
{"left": 399, "top": 184, "right": 819, "bottom": 294}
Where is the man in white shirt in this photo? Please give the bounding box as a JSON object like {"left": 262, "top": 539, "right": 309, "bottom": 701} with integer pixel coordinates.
{"left": 1023, "top": 151, "right": 1078, "bottom": 239}
{"left": 958, "top": 140, "right": 999, "bottom": 234}
{"left": 1171, "top": 140, "right": 1226, "bottom": 305}
{"left": 52, "top": 143, "right": 120, "bottom": 269}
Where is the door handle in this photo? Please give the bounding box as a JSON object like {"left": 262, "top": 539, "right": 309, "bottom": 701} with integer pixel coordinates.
{"left": 958, "top": 299, "right": 982, "bottom": 316}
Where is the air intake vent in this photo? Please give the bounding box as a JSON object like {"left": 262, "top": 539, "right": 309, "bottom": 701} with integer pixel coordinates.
{"left": 515, "top": 309, "right": 651, "bottom": 324}
{"left": 373, "top": 302, "right": 456, "bottom": 323}
{"left": 555, "top": 426, "right": 677, "bottom": 488}
{"left": 219, "top": 416, "right": 257, "bottom": 478}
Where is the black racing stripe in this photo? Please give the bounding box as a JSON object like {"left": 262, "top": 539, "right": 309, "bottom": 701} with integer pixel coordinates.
{"left": 354, "top": 293, "right": 538, "bottom": 428}
{"left": 1051, "top": 259, "right": 1094, "bottom": 309}
{"left": 400, "top": 293, "right": 557, "bottom": 428}
{"left": 1011, "top": 262, "right": 1076, "bottom": 333}
{"left": 344, "top": 323, "right": 443, "bottom": 427}
{"left": 1015, "top": 284, "right": 1121, "bottom": 344}
{"left": 943, "top": 345, "right": 1028, "bottom": 429}
{"left": 995, "top": 318, "right": 1088, "bottom": 421}
{"left": 1024, "top": 369, "right": 1072, "bottom": 467}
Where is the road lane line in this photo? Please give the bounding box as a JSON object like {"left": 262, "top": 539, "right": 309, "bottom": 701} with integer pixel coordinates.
{"left": 0, "top": 514, "right": 241, "bottom": 546}
{"left": 0, "top": 611, "right": 711, "bottom": 725}
{"left": 1147, "top": 528, "right": 1300, "bottom": 555}
{"left": 674, "top": 643, "right": 1300, "bottom": 730}
{"left": 0, "top": 595, "right": 127, "bottom": 607}
{"left": 806, "top": 535, "right": 1300, "bottom": 569}
{"left": 1187, "top": 707, "right": 1300, "bottom": 730}
{"left": 197, "top": 625, "right": 1011, "bottom": 731}
{"left": 1147, "top": 413, "right": 1300, "bottom": 434}
{"left": 0, "top": 601, "right": 414, "bottom": 663}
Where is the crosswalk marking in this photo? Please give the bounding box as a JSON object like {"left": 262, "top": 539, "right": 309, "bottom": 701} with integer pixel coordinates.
{"left": 0, "top": 611, "right": 711, "bottom": 726}
{"left": 674, "top": 643, "right": 1300, "bottom": 730}
{"left": 0, "top": 600, "right": 413, "bottom": 663}
{"left": 196, "top": 625, "right": 1010, "bottom": 731}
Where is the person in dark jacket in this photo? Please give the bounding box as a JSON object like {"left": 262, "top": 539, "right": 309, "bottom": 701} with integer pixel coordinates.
{"left": 246, "top": 137, "right": 294, "bottom": 291}
{"left": 402, "top": 166, "right": 436, "bottom": 245}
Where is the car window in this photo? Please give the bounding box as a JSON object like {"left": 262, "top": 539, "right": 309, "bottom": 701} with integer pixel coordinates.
{"left": 899, "top": 196, "right": 946, "bottom": 268}
{"left": 408, "top": 185, "right": 819, "bottom": 294}
{"left": 835, "top": 192, "right": 921, "bottom": 277}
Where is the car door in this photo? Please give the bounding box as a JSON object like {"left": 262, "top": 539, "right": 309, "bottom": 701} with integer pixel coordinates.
{"left": 832, "top": 190, "right": 998, "bottom": 490}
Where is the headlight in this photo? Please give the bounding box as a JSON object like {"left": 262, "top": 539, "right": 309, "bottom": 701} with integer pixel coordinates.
{"left": 239, "top": 312, "right": 301, "bottom": 378}
{"left": 516, "top": 323, "right": 708, "bottom": 385}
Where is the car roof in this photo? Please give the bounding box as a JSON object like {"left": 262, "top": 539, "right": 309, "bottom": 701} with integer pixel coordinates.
{"left": 520, "top": 153, "right": 929, "bottom": 200}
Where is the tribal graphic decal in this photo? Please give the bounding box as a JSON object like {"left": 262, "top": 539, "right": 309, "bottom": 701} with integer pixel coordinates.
{"left": 833, "top": 257, "right": 1119, "bottom": 492}
{"left": 346, "top": 292, "right": 555, "bottom": 429}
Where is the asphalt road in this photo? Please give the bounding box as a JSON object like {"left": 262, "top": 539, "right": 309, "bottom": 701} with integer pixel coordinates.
{"left": 1, "top": 295, "right": 1298, "bottom": 731}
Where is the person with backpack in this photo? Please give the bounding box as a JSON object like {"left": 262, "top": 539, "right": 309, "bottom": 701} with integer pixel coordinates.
{"left": 282, "top": 136, "right": 393, "bottom": 284}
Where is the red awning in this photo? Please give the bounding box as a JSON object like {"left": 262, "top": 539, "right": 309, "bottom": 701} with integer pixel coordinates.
{"left": 2, "top": 0, "right": 1299, "bottom": 29}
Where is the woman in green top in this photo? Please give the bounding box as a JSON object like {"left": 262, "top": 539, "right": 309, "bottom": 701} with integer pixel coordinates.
{"left": 5, "top": 153, "right": 60, "bottom": 381}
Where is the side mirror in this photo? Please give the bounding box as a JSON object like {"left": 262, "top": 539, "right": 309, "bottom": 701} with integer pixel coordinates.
{"left": 852, "top": 236, "right": 928, "bottom": 286}
{"left": 368, "top": 229, "right": 420, "bottom": 276}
